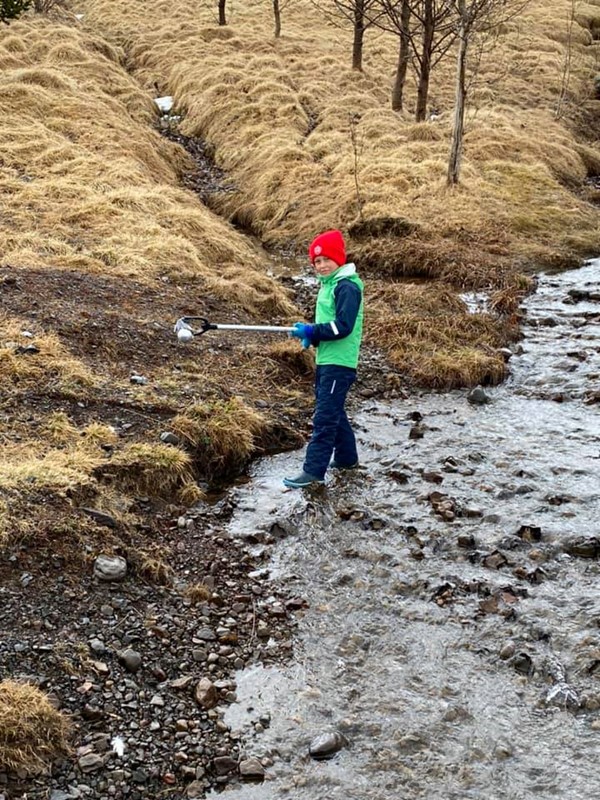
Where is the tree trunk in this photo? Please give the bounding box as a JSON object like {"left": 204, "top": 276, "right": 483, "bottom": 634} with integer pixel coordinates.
{"left": 352, "top": 0, "right": 365, "bottom": 71}
{"left": 218, "top": 0, "right": 226, "bottom": 26}
{"left": 391, "top": 0, "right": 411, "bottom": 111}
{"left": 415, "top": 0, "right": 434, "bottom": 122}
{"left": 273, "top": 0, "right": 281, "bottom": 37}
{"left": 447, "top": 6, "right": 468, "bottom": 185}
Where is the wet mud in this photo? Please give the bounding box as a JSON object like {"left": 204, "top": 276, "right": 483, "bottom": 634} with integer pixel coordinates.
{"left": 209, "top": 260, "right": 600, "bottom": 800}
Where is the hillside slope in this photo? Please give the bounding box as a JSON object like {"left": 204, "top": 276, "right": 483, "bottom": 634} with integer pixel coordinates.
{"left": 78, "top": 0, "right": 600, "bottom": 278}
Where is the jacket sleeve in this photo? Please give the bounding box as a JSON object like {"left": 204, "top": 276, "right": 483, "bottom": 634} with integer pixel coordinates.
{"left": 310, "top": 280, "right": 362, "bottom": 344}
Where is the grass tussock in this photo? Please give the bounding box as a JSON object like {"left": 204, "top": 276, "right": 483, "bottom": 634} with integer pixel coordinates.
{"left": 131, "top": 546, "right": 175, "bottom": 586}
{"left": 370, "top": 282, "right": 515, "bottom": 388}
{"left": 0, "top": 680, "right": 71, "bottom": 775}
{"left": 101, "top": 442, "right": 195, "bottom": 498}
{"left": 264, "top": 339, "right": 315, "bottom": 377}
{"left": 77, "top": 0, "right": 600, "bottom": 276}
{"left": 0, "top": 444, "right": 100, "bottom": 497}
{"left": 173, "top": 396, "right": 267, "bottom": 480}
{"left": 184, "top": 582, "right": 212, "bottom": 604}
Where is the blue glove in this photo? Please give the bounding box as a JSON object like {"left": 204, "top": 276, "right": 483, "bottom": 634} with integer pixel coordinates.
{"left": 291, "top": 322, "right": 313, "bottom": 349}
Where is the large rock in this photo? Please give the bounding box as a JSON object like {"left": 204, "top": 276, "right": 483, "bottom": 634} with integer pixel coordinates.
{"left": 93, "top": 555, "right": 127, "bottom": 582}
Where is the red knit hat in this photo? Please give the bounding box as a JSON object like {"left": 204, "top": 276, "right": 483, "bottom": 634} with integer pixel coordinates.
{"left": 309, "top": 229, "right": 346, "bottom": 266}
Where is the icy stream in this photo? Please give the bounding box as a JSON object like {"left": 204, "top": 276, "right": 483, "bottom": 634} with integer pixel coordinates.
{"left": 211, "top": 260, "right": 600, "bottom": 800}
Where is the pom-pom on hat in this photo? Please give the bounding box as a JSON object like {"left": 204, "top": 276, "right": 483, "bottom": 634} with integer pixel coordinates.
{"left": 309, "top": 229, "right": 346, "bottom": 267}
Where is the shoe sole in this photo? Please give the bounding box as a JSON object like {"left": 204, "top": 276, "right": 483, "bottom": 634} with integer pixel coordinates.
{"left": 283, "top": 479, "right": 324, "bottom": 488}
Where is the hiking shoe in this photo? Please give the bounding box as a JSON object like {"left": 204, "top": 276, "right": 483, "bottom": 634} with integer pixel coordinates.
{"left": 330, "top": 460, "right": 360, "bottom": 470}
{"left": 283, "top": 471, "right": 324, "bottom": 489}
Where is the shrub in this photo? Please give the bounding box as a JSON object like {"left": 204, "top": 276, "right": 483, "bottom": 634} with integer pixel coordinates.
{"left": 0, "top": 680, "right": 70, "bottom": 775}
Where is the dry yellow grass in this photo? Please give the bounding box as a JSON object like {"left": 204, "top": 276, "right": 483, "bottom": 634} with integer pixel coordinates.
{"left": 172, "top": 396, "right": 267, "bottom": 479}
{"left": 0, "top": 17, "right": 293, "bottom": 315}
{"left": 100, "top": 442, "right": 195, "bottom": 498}
{"left": 185, "top": 582, "right": 212, "bottom": 604}
{"left": 0, "top": 313, "right": 95, "bottom": 393}
{"left": 0, "top": 679, "right": 71, "bottom": 775}
{"left": 369, "top": 281, "right": 517, "bottom": 388}
{"left": 77, "top": 0, "right": 600, "bottom": 274}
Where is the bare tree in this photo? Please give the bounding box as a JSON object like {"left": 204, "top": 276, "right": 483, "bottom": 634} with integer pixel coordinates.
{"left": 415, "top": 1, "right": 455, "bottom": 120}
{"left": 391, "top": 0, "right": 412, "bottom": 110}
{"left": 555, "top": 0, "right": 579, "bottom": 120}
{"left": 349, "top": 113, "right": 365, "bottom": 221}
{"left": 273, "top": 0, "right": 294, "bottom": 37}
{"left": 274, "top": 0, "right": 282, "bottom": 36}
{"left": 375, "top": 1, "right": 457, "bottom": 119}
{"left": 33, "top": 0, "right": 64, "bottom": 10}
{"left": 311, "top": 0, "right": 385, "bottom": 71}
{"left": 447, "top": 0, "right": 530, "bottom": 185}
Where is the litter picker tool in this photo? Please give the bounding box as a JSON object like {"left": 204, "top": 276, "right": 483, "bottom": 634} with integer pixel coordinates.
{"left": 174, "top": 316, "right": 295, "bottom": 343}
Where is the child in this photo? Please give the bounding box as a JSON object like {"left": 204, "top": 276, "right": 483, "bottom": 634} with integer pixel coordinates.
{"left": 283, "top": 229, "right": 364, "bottom": 489}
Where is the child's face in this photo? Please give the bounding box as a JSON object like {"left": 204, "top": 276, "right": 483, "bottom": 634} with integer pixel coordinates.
{"left": 313, "top": 255, "right": 340, "bottom": 276}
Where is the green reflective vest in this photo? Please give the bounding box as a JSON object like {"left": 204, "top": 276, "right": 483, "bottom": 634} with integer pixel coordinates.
{"left": 315, "top": 263, "right": 364, "bottom": 369}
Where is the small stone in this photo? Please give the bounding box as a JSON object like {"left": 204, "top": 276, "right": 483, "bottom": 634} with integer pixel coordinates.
{"left": 408, "top": 423, "right": 425, "bottom": 439}
{"left": 499, "top": 642, "right": 516, "bottom": 660}
{"left": 457, "top": 533, "right": 476, "bottom": 549}
{"left": 78, "top": 753, "right": 104, "bottom": 773}
{"left": 213, "top": 756, "right": 238, "bottom": 775}
{"left": 422, "top": 470, "right": 444, "bottom": 484}
{"left": 119, "top": 649, "right": 142, "bottom": 673}
{"left": 308, "top": 731, "right": 348, "bottom": 760}
{"left": 483, "top": 550, "right": 508, "bottom": 569}
{"left": 196, "top": 626, "right": 216, "bottom": 641}
{"left": 395, "top": 733, "right": 426, "bottom": 754}
{"left": 511, "top": 652, "right": 534, "bottom": 675}
{"left": 186, "top": 781, "right": 205, "bottom": 799}
{"left": 171, "top": 675, "right": 194, "bottom": 690}
{"left": 239, "top": 757, "right": 265, "bottom": 781}
{"left": 81, "top": 508, "right": 117, "bottom": 529}
{"left": 132, "top": 768, "right": 148, "bottom": 783}
{"left": 463, "top": 507, "right": 483, "bottom": 518}
{"left": 467, "top": 386, "right": 491, "bottom": 405}
{"left": 516, "top": 524, "right": 542, "bottom": 542}
{"left": 564, "top": 537, "right": 600, "bottom": 559}
{"left": 160, "top": 432, "right": 180, "bottom": 445}
{"left": 195, "top": 677, "right": 218, "bottom": 710}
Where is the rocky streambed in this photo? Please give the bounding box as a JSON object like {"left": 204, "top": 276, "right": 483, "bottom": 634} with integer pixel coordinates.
{"left": 207, "top": 259, "right": 600, "bottom": 800}
{"left": 1, "top": 259, "right": 598, "bottom": 800}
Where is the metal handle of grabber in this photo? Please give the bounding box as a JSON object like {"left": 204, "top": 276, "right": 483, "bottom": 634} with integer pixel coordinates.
{"left": 174, "top": 316, "right": 295, "bottom": 340}
{"left": 210, "top": 324, "right": 295, "bottom": 333}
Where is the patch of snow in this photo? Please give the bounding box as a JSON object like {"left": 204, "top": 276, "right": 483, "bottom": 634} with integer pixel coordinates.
{"left": 154, "top": 96, "right": 174, "bottom": 114}
{"left": 460, "top": 291, "right": 490, "bottom": 314}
